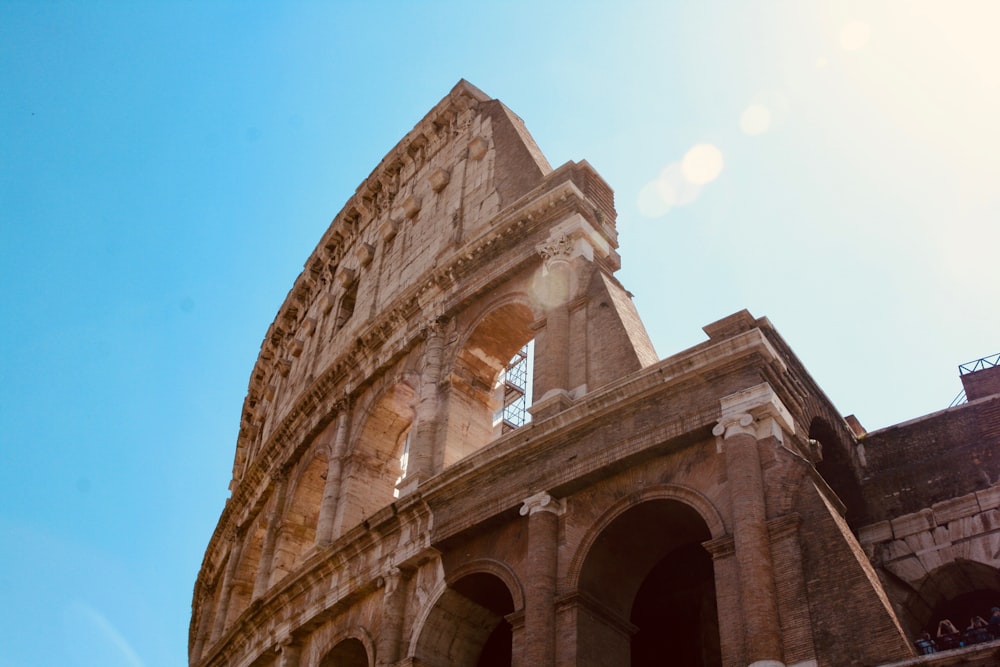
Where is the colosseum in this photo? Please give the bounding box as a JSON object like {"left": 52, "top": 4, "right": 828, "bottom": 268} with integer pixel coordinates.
{"left": 190, "top": 80, "right": 1000, "bottom": 667}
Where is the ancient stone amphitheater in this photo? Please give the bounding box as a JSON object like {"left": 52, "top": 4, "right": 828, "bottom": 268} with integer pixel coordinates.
{"left": 191, "top": 81, "right": 1000, "bottom": 667}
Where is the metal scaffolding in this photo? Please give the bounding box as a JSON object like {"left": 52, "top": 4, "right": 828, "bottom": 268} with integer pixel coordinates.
{"left": 500, "top": 343, "right": 532, "bottom": 432}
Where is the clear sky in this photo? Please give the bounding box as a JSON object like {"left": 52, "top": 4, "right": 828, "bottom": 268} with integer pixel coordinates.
{"left": 2, "top": 2, "right": 998, "bottom": 666}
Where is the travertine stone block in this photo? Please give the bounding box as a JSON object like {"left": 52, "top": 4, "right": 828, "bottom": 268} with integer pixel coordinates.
{"left": 858, "top": 521, "right": 892, "bottom": 546}
{"left": 932, "top": 494, "right": 980, "bottom": 524}
{"left": 890, "top": 509, "right": 934, "bottom": 539}
{"left": 976, "top": 485, "right": 1000, "bottom": 511}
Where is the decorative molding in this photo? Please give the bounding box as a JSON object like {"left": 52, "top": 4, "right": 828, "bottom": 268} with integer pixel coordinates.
{"left": 519, "top": 491, "right": 564, "bottom": 517}
{"left": 712, "top": 383, "right": 795, "bottom": 450}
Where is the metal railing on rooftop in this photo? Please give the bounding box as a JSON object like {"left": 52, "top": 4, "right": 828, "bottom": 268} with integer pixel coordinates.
{"left": 959, "top": 353, "right": 1000, "bottom": 376}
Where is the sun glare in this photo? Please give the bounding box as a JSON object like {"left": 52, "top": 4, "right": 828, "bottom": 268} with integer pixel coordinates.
{"left": 740, "top": 105, "right": 772, "bottom": 136}
{"left": 682, "top": 144, "right": 725, "bottom": 185}
{"left": 839, "top": 20, "right": 871, "bottom": 51}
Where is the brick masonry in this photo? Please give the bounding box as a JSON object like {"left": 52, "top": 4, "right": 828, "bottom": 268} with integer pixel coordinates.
{"left": 190, "top": 82, "right": 1000, "bottom": 667}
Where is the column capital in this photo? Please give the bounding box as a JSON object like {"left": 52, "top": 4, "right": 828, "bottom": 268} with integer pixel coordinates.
{"left": 713, "top": 383, "right": 795, "bottom": 449}
{"left": 422, "top": 315, "right": 448, "bottom": 339}
{"left": 520, "top": 491, "right": 564, "bottom": 517}
{"left": 535, "top": 213, "right": 611, "bottom": 269}
{"left": 382, "top": 566, "right": 404, "bottom": 595}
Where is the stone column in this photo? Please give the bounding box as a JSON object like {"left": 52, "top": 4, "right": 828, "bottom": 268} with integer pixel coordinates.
{"left": 377, "top": 567, "right": 407, "bottom": 666}
{"left": 400, "top": 318, "right": 446, "bottom": 495}
{"left": 316, "top": 403, "right": 350, "bottom": 546}
{"left": 252, "top": 468, "right": 289, "bottom": 599}
{"left": 520, "top": 491, "right": 563, "bottom": 667}
{"left": 712, "top": 383, "right": 794, "bottom": 667}
{"left": 211, "top": 528, "right": 245, "bottom": 642}
{"left": 531, "top": 238, "right": 573, "bottom": 417}
{"left": 530, "top": 215, "right": 610, "bottom": 420}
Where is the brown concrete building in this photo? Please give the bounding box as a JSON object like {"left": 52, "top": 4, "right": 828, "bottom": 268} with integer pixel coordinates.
{"left": 190, "top": 81, "right": 1000, "bottom": 667}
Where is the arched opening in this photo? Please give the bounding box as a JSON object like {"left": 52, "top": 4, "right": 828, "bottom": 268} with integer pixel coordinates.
{"left": 908, "top": 560, "right": 1000, "bottom": 643}
{"left": 270, "top": 451, "right": 327, "bottom": 586}
{"left": 337, "top": 382, "right": 415, "bottom": 534}
{"left": 577, "top": 499, "right": 719, "bottom": 667}
{"left": 809, "top": 417, "right": 868, "bottom": 527}
{"left": 444, "top": 302, "right": 534, "bottom": 467}
{"left": 225, "top": 512, "right": 266, "bottom": 628}
{"left": 415, "top": 573, "right": 516, "bottom": 666}
{"left": 630, "top": 543, "right": 720, "bottom": 666}
{"left": 319, "top": 637, "right": 369, "bottom": 667}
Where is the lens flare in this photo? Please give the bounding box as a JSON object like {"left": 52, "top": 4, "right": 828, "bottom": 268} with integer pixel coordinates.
{"left": 840, "top": 20, "right": 871, "bottom": 51}
{"left": 681, "top": 144, "right": 725, "bottom": 185}
{"left": 740, "top": 104, "right": 772, "bottom": 136}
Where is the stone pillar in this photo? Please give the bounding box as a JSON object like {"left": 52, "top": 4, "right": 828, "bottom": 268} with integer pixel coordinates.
{"left": 377, "top": 567, "right": 408, "bottom": 666}
{"left": 316, "top": 404, "right": 350, "bottom": 546}
{"left": 252, "top": 468, "right": 289, "bottom": 599}
{"left": 712, "top": 383, "right": 795, "bottom": 667}
{"left": 400, "top": 318, "right": 446, "bottom": 495}
{"left": 530, "top": 215, "right": 610, "bottom": 420}
{"left": 531, "top": 239, "right": 573, "bottom": 418}
{"left": 211, "top": 528, "right": 245, "bottom": 642}
{"left": 520, "top": 491, "right": 563, "bottom": 667}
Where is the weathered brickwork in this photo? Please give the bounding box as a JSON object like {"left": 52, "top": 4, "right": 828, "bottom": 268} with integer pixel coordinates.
{"left": 191, "top": 82, "right": 1000, "bottom": 667}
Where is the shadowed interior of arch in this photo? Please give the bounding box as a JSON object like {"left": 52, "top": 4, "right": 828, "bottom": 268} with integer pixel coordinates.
{"left": 319, "top": 637, "right": 368, "bottom": 667}
{"left": 578, "top": 499, "right": 720, "bottom": 667}
{"left": 416, "top": 572, "right": 515, "bottom": 667}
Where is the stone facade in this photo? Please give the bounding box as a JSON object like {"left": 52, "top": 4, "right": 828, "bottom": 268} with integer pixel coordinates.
{"left": 190, "top": 81, "right": 1000, "bottom": 667}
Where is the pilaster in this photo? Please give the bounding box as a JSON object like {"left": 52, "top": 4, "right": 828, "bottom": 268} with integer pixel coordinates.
{"left": 519, "top": 491, "right": 564, "bottom": 667}
{"left": 399, "top": 317, "right": 447, "bottom": 495}
{"left": 316, "top": 403, "right": 350, "bottom": 546}
{"left": 713, "top": 383, "right": 794, "bottom": 667}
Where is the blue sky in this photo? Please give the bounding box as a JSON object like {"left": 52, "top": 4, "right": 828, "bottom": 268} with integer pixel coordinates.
{"left": 2, "top": 2, "right": 998, "bottom": 666}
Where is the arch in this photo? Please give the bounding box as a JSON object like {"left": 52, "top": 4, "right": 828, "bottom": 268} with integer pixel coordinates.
{"left": 225, "top": 513, "right": 267, "bottom": 628}
{"left": 903, "top": 559, "right": 1000, "bottom": 636}
{"left": 317, "top": 629, "right": 374, "bottom": 667}
{"left": 809, "top": 417, "right": 869, "bottom": 526}
{"left": 441, "top": 295, "right": 537, "bottom": 468}
{"left": 336, "top": 379, "right": 416, "bottom": 534}
{"left": 270, "top": 450, "right": 327, "bottom": 586}
{"left": 572, "top": 493, "right": 721, "bottom": 667}
{"left": 412, "top": 570, "right": 518, "bottom": 667}
{"left": 446, "top": 558, "right": 525, "bottom": 613}
{"left": 567, "top": 484, "right": 726, "bottom": 591}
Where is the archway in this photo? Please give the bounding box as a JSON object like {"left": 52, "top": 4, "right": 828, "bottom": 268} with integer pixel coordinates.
{"left": 270, "top": 451, "right": 327, "bottom": 586}
{"left": 414, "top": 572, "right": 516, "bottom": 666}
{"left": 909, "top": 560, "right": 1000, "bottom": 637}
{"left": 319, "top": 637, "right": 369, "bottom": 667}
{"left": 577, "top": 499, "right": 720, "bottom": 667}
{"left": 443, "top": 301, "right": 534, "bottom": 467}
{"left": 337, "top": 381, "right": 415, "bottom": 533}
